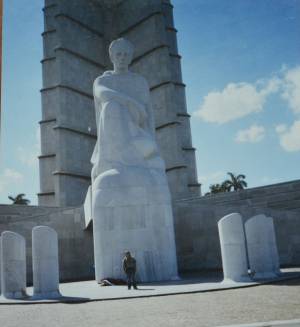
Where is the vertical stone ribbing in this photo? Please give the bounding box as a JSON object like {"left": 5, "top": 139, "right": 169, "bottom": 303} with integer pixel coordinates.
{"left": 39, "top": 3, "right": 59, "bottom": 206}
{"left": 39, "top": 0, "right": 106, "bottom": 206}
{"left": 162, "top": 1, "right": 200, "bottom": 196}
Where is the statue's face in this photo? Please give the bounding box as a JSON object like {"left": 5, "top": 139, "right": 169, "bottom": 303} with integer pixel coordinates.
{"left": 110, "top": 45, "right": 132, "bottom": 70}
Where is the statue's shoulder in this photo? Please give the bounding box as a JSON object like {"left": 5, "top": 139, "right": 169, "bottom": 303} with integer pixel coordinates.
{"left": 94, "top": 71, "right": 113, "bottom": 84}
{"left": 94, "top": 71, "right": 149, "bottom": 89}
{"left": 101, "top": 71, "right": 114, "bottom": 78}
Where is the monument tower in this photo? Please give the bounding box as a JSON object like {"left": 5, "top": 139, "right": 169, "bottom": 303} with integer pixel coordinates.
{"left": 39, "top": 0, "right": 200, "bottom": 207}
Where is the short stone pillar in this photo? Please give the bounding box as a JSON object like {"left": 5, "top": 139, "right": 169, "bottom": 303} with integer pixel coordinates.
{"left": 0, "top": 236, "right": 2, "bottom": 295}
{"left": 32, "top": 226, "right": 60, "bottom": 298}
{"left": 1, "top": 231, "right": 27, "bottom": 299}
{"left": 218, "top": 213, "right": 250, "bottom": 282}
{"left": 245, "top": 214, "right": 279, "bottom": 279}
{"left": 267, "top": 217, "right": 281, "bottom": 275}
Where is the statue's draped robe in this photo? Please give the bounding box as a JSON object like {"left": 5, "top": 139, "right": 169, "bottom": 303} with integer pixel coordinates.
{"left": 91, "top": 71, "right": 164, "bottom": 182}
{"left": 91, "top": 71, "right": 178, "bottom": 282}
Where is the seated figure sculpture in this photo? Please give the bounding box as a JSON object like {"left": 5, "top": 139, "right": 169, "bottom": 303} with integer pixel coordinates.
{"left": 91, "top": 38, "right": 178, "bottom": 282}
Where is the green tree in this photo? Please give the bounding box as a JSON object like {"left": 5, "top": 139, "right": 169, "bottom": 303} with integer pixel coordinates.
{"left": 207, "top": 182, "right": 229, "bottom": 194}
{"left": 223, "top": 172, "right": 247, "bottom": 191}
{"left": 8, "top": 193, "right": 30, "bottom": 205}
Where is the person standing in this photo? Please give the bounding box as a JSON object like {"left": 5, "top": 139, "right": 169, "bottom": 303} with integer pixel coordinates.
{"left": 122, "top": 251, "right": 137, "bottom": 290}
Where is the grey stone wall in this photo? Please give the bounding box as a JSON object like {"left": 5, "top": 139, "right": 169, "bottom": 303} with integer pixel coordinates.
{"left": 39, "top": 0, "right": 200, "bottom": 207}
{"left": 174, "top": 180, "right": 300, "bottom": 272}
{"left": 0, "top": 204, "right": 94, "bottom": 284}
{"left": 180, "top": 179, "right": 300, "bottom": 212}
{"left": 1, "top": 180, "right": 299, "bottom": 283}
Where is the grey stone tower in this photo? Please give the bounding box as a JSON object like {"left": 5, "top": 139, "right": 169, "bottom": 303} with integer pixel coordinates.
{"left": 39, "top": 0, "right": 200, "bottom": 207}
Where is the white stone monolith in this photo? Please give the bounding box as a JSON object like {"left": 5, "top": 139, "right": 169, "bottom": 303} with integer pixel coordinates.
{"left": 267, "top": 217, "right": 281, "bottom": 275}
{"left": 90, "top": 38, "right": 178, "bottom": 282}
{"left": 0, "top": 236, "right": 1, "bottom": 295}
{"left": 1, "top": 231, "right": 27, "bottom": 299}
{"left": 32, "top": 226, "right": 60, "bottom": 298}
{"left": 218, "top": 213, "right": 251, "bottom": 282}
{"left": 245, "top": 214, "right": 279, "bottom": 279}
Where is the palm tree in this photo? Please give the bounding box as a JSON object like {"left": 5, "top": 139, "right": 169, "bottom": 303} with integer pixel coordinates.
{"left": 8, "top": 193, "right": 30, "bottom": 205}
{"left": 223, "top": 172, "right": 247, "bottom": 191}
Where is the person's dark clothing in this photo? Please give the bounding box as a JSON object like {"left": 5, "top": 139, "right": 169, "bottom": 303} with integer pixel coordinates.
{"left": 123, "top": 256, "right": 137, "bottom": 289}
{"left": 126, "top": 269, "right": 137, "bottom": 289}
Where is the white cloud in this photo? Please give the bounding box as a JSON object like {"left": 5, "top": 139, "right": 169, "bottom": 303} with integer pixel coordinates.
{"left": 195, "top": 79, "right": 278, "bottom": 124}
{"left": 276, "top": 120, "right": 300, "bottom": 152}
{"left": 0, "top": 169, "right": 24, "bottom": 194}
{"left": 194, "top": 65, "right": 300, "bottom": 125}
{"left": 275, "top": 66, "right": 300, "bottom": 153}
{"left": 194, "top": 65, "right": 300, "bottom": 153}
{"left": 281, "top": 66, "right": 300, "bottom": 115}
{"left": 275, "top": 124, "right": 287, "bottom": 134}
{"left": 259, "top": 77, "right": 281, "bottom": 96}
{"left": 235, "top": 124, "right": 265, "bottom": 143}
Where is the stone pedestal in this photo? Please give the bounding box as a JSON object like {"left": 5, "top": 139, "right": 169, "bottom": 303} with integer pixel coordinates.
{"left": 32, "top": 226, "right": 60, "bottom": 298}
{"left": 0, "top": 231, "right": 27, "bottom": 299}
{"left": 93, "top": 168, "right": 178, "bottom": 282}
{"left": 245, "top": 214, "right": 279, "bottom": 279}
{"left": 218, "top": 213, "right": 250, "bottom": 282}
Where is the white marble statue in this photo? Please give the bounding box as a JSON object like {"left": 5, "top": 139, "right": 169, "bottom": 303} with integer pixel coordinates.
{"left": 91, "top": 38, "right": 178, "bottom": 282}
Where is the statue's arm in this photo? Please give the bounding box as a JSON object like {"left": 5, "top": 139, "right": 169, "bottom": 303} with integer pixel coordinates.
{"left": 94, "top": 78, "right": 145, "bottom": 112}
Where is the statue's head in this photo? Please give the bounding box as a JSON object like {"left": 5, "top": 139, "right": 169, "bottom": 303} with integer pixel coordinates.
{"left": 109, "top": 38, "right": 134, "bottom": 71}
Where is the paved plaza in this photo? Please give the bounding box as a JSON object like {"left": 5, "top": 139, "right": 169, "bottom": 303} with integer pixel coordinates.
{"left": 0, "top": 275, "right": 300, "bottom": 327}
{"left": 1, "top": 269, "right": 299, "bottom": 304}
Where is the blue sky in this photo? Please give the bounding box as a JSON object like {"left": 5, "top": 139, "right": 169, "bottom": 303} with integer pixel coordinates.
{"left": 1, "top": 0, "right": 299, "bottom": 204}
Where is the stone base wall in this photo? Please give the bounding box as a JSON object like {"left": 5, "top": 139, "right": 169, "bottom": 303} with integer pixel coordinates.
{"left": 183, "top": 179, "right": 300, "bottom": 212}
{"left": 0, "top": 205, "right": 94, "bottom": 284}
{"left": 174, "top": 180, "right": 300, "bottom": 272}
{"left": 0, "top": 180, "right": 299, "bottom": 283}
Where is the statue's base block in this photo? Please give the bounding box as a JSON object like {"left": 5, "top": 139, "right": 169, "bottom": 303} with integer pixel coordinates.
{"left": 93, "top": 171, "right": 178, "bottom": 282}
